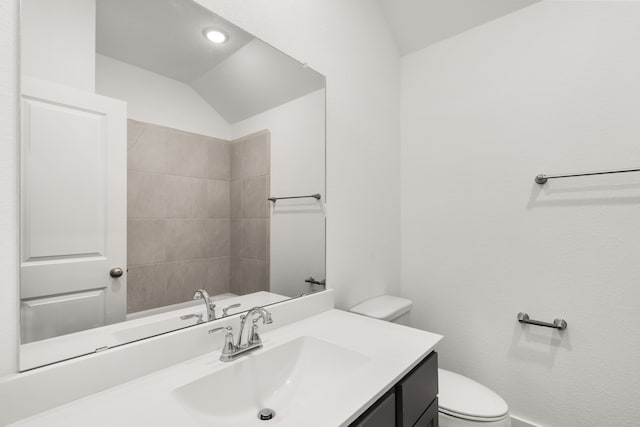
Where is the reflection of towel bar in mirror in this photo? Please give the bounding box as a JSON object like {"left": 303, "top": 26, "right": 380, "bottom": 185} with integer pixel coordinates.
{"left": 535, "top": 167, "right": 640, "bottom": 184}
{"left": 304, "top": 277, "right": 325, "bottom": 286}
{"left": 268, "top": 193, "right": 322, "bottom": 203}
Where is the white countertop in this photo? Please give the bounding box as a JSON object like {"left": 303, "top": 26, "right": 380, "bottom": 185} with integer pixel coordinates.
{"left": 11, "top": 309, "right": 442, "bottom": 427}
{"left": 21, "top": 291, "right": 290, "bottom": 371}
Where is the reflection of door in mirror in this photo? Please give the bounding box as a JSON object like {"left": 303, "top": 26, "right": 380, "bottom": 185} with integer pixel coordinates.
{"left": 19, "top": 0, "right": 326, "bottom": 368}
{"left": 20, "top": 77, "right": 127, "bottom": 343}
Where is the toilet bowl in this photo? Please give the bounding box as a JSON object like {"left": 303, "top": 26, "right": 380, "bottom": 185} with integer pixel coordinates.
{"left": 350, "top": 295, "right": 511, "bottom": 427}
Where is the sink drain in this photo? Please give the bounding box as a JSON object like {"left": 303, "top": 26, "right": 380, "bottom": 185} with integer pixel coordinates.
{"left": 258, "top": 408, "right": 276, "bottom": 421}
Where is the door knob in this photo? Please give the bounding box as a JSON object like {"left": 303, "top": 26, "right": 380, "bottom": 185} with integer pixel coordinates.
{"left": 110, "top": 267, "right": 124, "bottom": 278}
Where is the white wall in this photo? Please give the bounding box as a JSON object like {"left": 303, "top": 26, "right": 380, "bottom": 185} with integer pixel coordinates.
{"left": 96, "top": 54, "right": 231, "bottom": 140}
{"left": 196, "top": 0, "right": 401, "bottom": 310}
{"left": 0, "top": 0, "right": 19, "bottom": 376}
{"left": 232, "top": 89, "right": 326, "bottom": 297}
{"left": 21, "top": 0, "right": 95, "bottom": 92}
{"left": 401, "top": 2, "right": 640, "bottom": 426}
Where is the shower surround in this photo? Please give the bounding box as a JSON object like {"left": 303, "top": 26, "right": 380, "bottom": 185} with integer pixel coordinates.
{"left": 126, "top": 120, "right": 270, "bottom": 313}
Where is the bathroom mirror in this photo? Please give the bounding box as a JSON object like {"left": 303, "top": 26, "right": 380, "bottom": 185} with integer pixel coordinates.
{"left": 19, "top": 0, "right": 326, "bottom": 369}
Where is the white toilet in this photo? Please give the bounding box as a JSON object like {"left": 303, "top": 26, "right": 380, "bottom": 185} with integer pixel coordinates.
{"left": 350, "top": 295, "right": 510, "bottom": 427}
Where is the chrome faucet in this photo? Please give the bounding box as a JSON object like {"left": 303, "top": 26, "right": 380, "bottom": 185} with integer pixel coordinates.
{"left": 216, "top": 306, "right": 273, "bottom": 362}
{"left": 237, "top": 307, "right": 272, "bottom": 348}
{"left": 193, "top": 289, "right": 216, "bottom": 321}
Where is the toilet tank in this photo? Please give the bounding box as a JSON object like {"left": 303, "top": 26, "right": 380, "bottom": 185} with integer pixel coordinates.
{"left": 349, "top": 295, "right": 413, "bottom": 326}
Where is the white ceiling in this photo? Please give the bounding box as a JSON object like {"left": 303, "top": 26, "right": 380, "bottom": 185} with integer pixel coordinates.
{"left": 96, "top": 0, "right": 539, "bottom": 121}
{"left": 376, "top": 0, "right": 541, "bottom": 55}
{"left": 192, "top": 39, "right": 326, "bottom": 124}
{"left": 96, "top": 0, "right": 325, "bottom": 123}
{"left": 96, "top": 0, "right": 254, "bottom": 83}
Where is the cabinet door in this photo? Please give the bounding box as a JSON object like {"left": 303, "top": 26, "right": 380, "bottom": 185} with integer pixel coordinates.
{"left": 351, "top": 391, "right": 396, "bottom": 427}
{"left": 398, "top": 352, "right": 438, "bottom": 427}
{"left": 414, "top": 398, "right": 438, "bottom": 427}
{"left": 20, "top": 77, "right": 127, "bottom": 343}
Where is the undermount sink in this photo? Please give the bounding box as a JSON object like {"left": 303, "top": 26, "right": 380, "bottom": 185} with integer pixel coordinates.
{"left": 172, "top": 336, "right": 371, "bottom": 426}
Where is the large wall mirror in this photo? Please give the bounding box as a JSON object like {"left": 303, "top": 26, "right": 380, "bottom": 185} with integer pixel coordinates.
{"left": 19, "top": 0, "right": 326, "bottom": 370}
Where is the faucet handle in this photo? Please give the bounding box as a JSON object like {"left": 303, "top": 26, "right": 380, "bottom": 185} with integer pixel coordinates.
{"left": 248, "top": 319, "right": 262, "bottom": 347}
{"left": 222, "top": 303, "right": 241, "bottom": 317}
{"left": 218, "top": 326, "right": 236, "bottom": 362}
{"left": 181, "top": 313, "right": 204, "bottom": 323}
{"left": 208, "top": 326, "right": 236, "bottom": 362}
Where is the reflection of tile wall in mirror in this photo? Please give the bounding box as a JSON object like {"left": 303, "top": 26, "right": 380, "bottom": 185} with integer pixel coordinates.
{"left": 229, "top": 131, "right": 271, "bottom": 295}
{"left": 126, "top": 120, "right": 270, "bottom": 314}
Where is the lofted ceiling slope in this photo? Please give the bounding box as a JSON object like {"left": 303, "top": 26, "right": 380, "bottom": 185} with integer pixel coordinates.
{"left": 376, "top": 0, "right": 541, "bottom": 56}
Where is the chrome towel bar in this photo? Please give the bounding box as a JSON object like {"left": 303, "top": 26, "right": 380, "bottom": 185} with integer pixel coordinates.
{"left": 517, "top": 312, "right": 567, "bottom": 330}
{"left": 535, "top": 167, "right": 640, "bottom": 184}
{"left": 268, "top": 193, "right": 321, "bottom": 203}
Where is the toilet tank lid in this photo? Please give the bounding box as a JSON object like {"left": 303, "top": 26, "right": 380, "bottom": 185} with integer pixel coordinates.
{"left": 349, "top": 295, "right": 412, "bottom": 321}
{"left": 438, "top": 369, "right": 508, "bottom": 420}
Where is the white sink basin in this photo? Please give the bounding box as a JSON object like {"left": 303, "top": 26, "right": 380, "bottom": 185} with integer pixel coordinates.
{"left": 9, "top": 309, "right": 443, "bottom": 427}
{"left": 173, "top": 336, "right": 370, "bottom": 426}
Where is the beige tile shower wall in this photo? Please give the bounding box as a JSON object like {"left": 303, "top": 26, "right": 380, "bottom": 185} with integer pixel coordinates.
{"left": 230, "top": 130, "right": 271, "bottom": 295}
{"left": 126, "top": 120, "right": 231, "bottom": 313}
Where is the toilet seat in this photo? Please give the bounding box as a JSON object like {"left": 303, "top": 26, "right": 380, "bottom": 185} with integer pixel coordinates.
{"left": 440, "top": 409, "right": 507, "bottom": 423}
{"left": 438, "top": 369, "right": 509, "bottom": 422}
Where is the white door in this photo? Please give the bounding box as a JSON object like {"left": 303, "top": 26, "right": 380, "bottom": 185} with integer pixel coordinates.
{"left": 20, "top": 77, "right": 127, "bottom": 343}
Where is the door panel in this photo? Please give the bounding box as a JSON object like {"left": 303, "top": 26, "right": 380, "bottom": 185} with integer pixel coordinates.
{"left": 20, "top": 290, "right": 106, "bottom": 343}
{"left": 23, "top": 99, "right": 106, "bottom": 259}
{"left": 21, "top": 77, "right": 127, "bottom": 342}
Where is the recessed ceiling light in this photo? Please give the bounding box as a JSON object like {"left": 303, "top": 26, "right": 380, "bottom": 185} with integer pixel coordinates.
{"left": 204, "top": 29, "right": 228, "bottom": 44}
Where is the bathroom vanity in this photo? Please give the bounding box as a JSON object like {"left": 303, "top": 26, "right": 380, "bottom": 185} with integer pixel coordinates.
{"left": 351, "top": 351, "right": 438, "bottom": 427}
{"left": 3, "top": 293, "right": 442, "bottom": 427}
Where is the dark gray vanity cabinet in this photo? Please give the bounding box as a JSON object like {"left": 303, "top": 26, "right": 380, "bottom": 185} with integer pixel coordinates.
{"left": 397, "top": 351, "right": 438, "bottom": 427}
{"left": 350, "top": 351, "right": 438, "bottom": 427}
{"left": 412, "top": 399, "right": 438, "bottom": 427}
{"left": 351, "top": 391, "right": 397, "bottom": 427}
